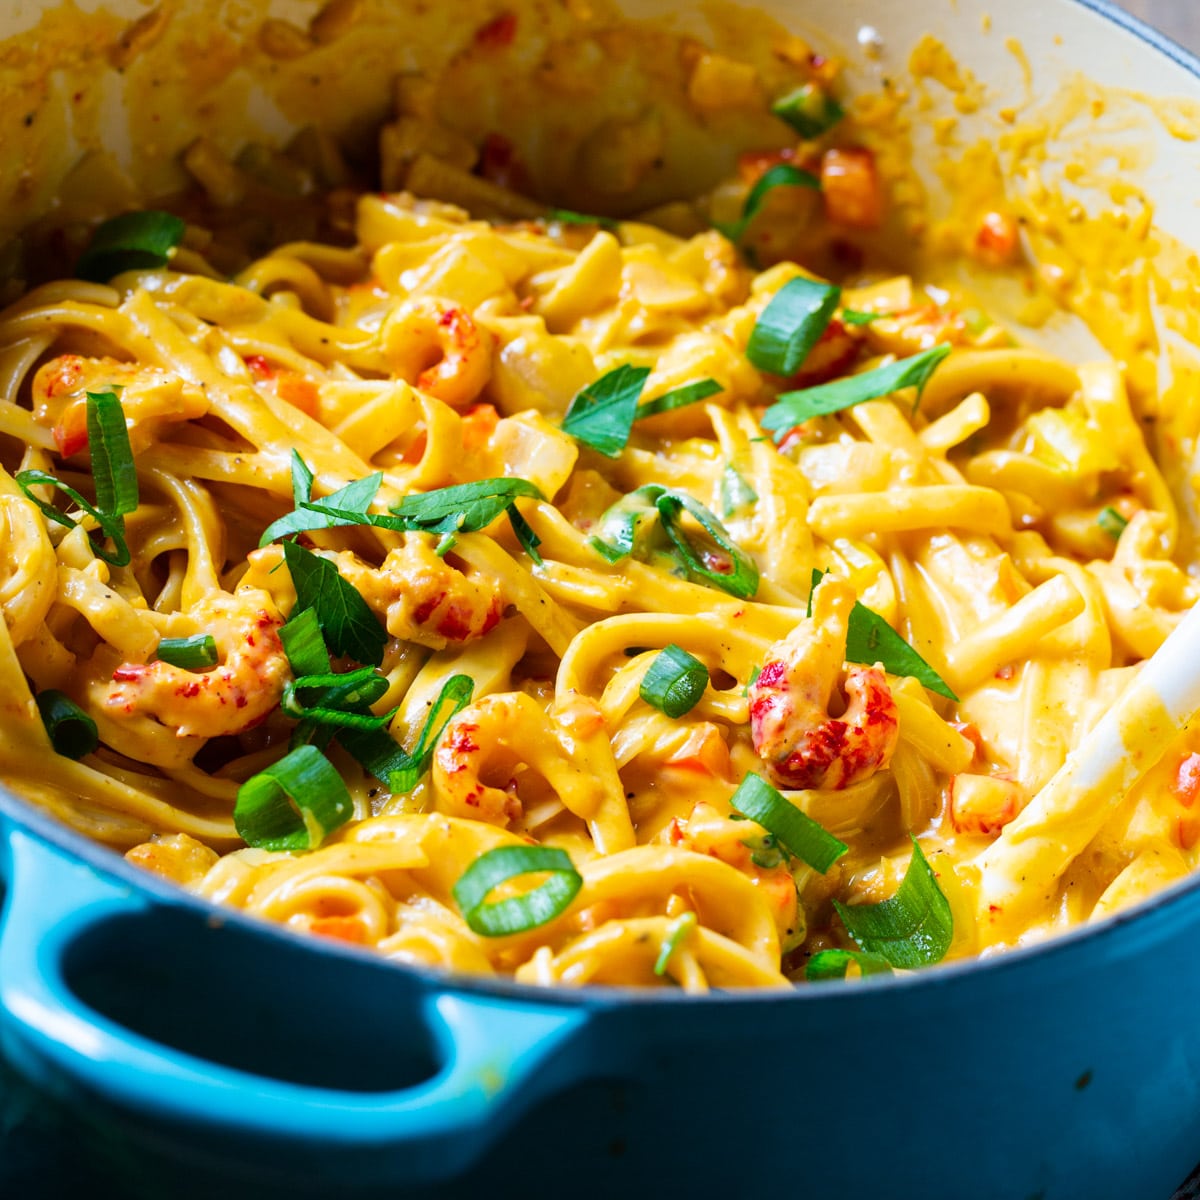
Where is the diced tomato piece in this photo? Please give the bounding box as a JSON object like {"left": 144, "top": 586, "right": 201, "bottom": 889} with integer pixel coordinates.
{"left": 1174, "top": 752, "right": 1200, "bottom": 808}
{"left": 244, "top": 354, "right": 275, "bottom": 380}
{"left": 308, "top": 916, "right": 367, "bottom": 944}
{"left": 461, "top": 403, "right": 500, "bottom": 455}
{"left": 474, "top": 11, "right": 516, "bottom": 47}
{"left": 972, "top": 210, "right": 1020, "bottom": 267}
{"left": 273, "top": 373, "right": 320, "bottom": 417}
{"left": 52, "top": 402, "right": 89, "bottom": 457}
{"left": 820, "top": 147, "right": 884, "bottom": 230}
{"left": 666, "top": 723, "right": 731, "bottom": 779}
{"left": 477, "top": 132, "right": 530, "bottom": 193}
{"left": 789, "top": 317, "right": 858, "bottom": 386}
{"left": 737, "top": 146, "right": 801, "bottom": 185}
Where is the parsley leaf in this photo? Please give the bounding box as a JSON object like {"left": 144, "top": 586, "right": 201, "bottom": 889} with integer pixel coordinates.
{"left": 809, "top": 569, "right": 957, "bottom": 701}
{"left": 562, "top": 364, "right": 651, "bottom": 457}
{"left": 762, "top": 344, "right": 951, "bottom": 435}
{"left": 282, "top": 539, "right": 387, "bottom": 667}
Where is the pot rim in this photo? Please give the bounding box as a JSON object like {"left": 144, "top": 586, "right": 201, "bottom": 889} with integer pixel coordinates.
{"left": 3, "top": 0, "right": 1200, "bottom": 1013}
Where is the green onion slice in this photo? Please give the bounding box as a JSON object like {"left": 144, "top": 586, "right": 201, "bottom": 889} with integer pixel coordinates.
{"left": 15, "top": 391, "right": 137, "bottom": 567}
{"left": 743, "top": 832, "right": 789, "bottom": 869}
{"left": 1098, "top": 506, "right": 1128, "bottom": 539}
{"left": 746, "top": 276, "right": 841, "bottom": 377}
{"left": 279, "top": 608, "right": 331, "bottom": 677}
{"left": 86, "top": 391, "right": 138, "bottom": 518}
{"left": 640, "top": 644, "right": 709, "bottom": 718}
{"left": 716, "top": 163, "right": 821, "bottom": 244}
{"left": 728, "top": 774, "right": 848, "bottom": 873}
{"left": 805, "top": 948, "right": 895, "bottom": 982}
{"left": 654, "top": 911, "right": 698, "bottom": 977}
{"left": 453, "top": 845, "right": 583, "bottom": 937}
{"left": 15, "top": 469, "right": 132, "bottom": 567}
{"left": 761, "top": 344, "right": 951, "bottom": 434}
{"left": 546, "top": 208, "right": 619, "bottom": 231}
{"left": 281, "top": 668, "right": 394, "bottom": 731}
{"left": 155, "top": 634, "right": 218, "bottom": 670}
{"left": 656, "top": 490, "right": 759, "bottom": 600}
{"left": 833, "top": 837, "right": 954, "bottom": 968}
{"left": 841, "top": 308, "right": 882, "bottom": 326}
{"left": 808, "top": 569, "right": 956, "bottom": 701}
{"left": 635, "top": 378, "right": 723, "bottom": 421}
{"left": 282, "top": 540, "right": 387, "bottom": 668}
{"left": 719, "top": 464, "right": 758, "bottom": 517}
{"left": 589, "top": 484, "right": 666, "bottom": 563}
{"left": 36, "top": 690, "right": 98, "bottom": 759}
{"left": 75, "top": 210, "right": 186, "bottom": 283}
{"left": 562, "top": 364, "right": 651, "bottom": 458}
{"left": 233, "top": 744, "right": 354, "bottom": 852}
{"left": 771, "top": 82, "right": 845, "bottom": 139}
{"left": 338, "top": 673, "right": 474, "bottom": 793}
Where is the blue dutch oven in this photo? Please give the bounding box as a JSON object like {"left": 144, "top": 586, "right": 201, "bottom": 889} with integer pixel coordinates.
{"left": 3, "top": 1, "right": 1200, "bottom": 1197}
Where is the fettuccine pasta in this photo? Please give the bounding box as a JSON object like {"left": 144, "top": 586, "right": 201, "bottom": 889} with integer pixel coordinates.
{"left": 1, "top": 47, "right": 1197, "bottom": 993}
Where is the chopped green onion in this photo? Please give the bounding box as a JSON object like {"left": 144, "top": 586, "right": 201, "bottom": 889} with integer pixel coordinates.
{"left": 715, "top": 163, "right": 820, "bottom": 244}
{"left": 808, "top": 569, "right": 957, "bottom": 701}
{"left": 728, "top": 774, "right": 847, "bottom": 874}
{"left": 805, "top": 948, "right": 895, "bottom": 981}
{"left": 281, "top": 668, "right": 394, "bottom": 731}
{"left": 15, "top": 391, "right": 137, "bottom": 567}
{"left": 833, "top": 836, "right": 953, "bottom": 968}
{"left": 746, "top": 276, "right": 841, "bottom": 376}
{"left": 86, "top": 391, "right": 138, "bottom": 518}
{"left": 635, "top": 378, "right": 723, "bottom": 421}
{"left": 589, "top": 485, "right": 758, "bottom": 599}
{"left": 279, "top": 608, "right": 331, "bottom": 677}
{"left": 761, "top": 344, "right": 952, "bottom": 433}
{"left": 338, "top": 674, "right": 474, "bottom": 793}
{"left": 15, "top": 468, "right": 131, "bottom": 567}
{"left": 453, "top": 845, "right": 583, "bottom": 937}
{"left": 771, "top": 82, "right": 845, "bottom": 139}
{"left": 562, "top": 364, "right": 651, "bottom": 458}
{"left": 75, "top": 210, "right": 186, "bottom": 282}
{"left": 546, "top": 208, "right": 619, "bottom": 231}
{"left": 36, "top": 690, "right": 98, "bottom": 759}
{"left": 1098, "top": 506, "right": 1128, "bottom": 539}
{"left": 155, "top": 634, "right": 218, "bottom": 670}
{"left": 640, "top": 644, "right": 709, "bottom": 718}
{"left": 282, "top": 540, "right": 387, "bottom": 668}
{"left": 719, "top": 464, "right": 758, "bottom": 517}
{"left": 743, "top": 832, "right": 789, "bottom": 869}
{"left": 962, "top": 308, "right": 992, "bottom": 335}
{"left": 233, "top": 743, "right": 354, "bottom": 852}
{"left": 589, "top": 484, "right": 666, "bottom": 563}
{"left": 656, "top": 490, "right": 759, "bottom": 600}
{"left": 742, "top": 664, "right": 762, "bottom": 697}
{"left": 654, "top": 911, "right": 698, "bottom": 976}
{"left": 841, "top": 308, "right": 882, "bottom": 326}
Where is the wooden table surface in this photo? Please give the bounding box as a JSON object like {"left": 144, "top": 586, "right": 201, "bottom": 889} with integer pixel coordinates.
{"left": 1115, "top": 1, "right": 1200, "bottom": 54}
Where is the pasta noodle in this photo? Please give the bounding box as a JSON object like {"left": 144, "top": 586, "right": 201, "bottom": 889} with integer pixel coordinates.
{"left": 1, "top": 43, "right": 1198, "bottom": 994}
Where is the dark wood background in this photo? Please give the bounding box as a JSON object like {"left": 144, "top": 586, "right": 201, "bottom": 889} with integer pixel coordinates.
{"left": 1116, "top": 1, "right": 1199, "bottom": 54}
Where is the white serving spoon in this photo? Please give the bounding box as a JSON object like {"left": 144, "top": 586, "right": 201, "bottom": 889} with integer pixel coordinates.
{"left": 975, "top": 597, "right": 1200, "bottom": 927}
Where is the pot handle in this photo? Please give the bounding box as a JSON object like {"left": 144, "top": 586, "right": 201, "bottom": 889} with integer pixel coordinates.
{"left": 0, "top": 828, "right": 591, "bottom": 1181}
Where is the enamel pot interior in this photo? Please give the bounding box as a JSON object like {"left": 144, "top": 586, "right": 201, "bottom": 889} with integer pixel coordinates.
{"left": 2, "top": 1, "right": 1200, "bottom": 1198}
